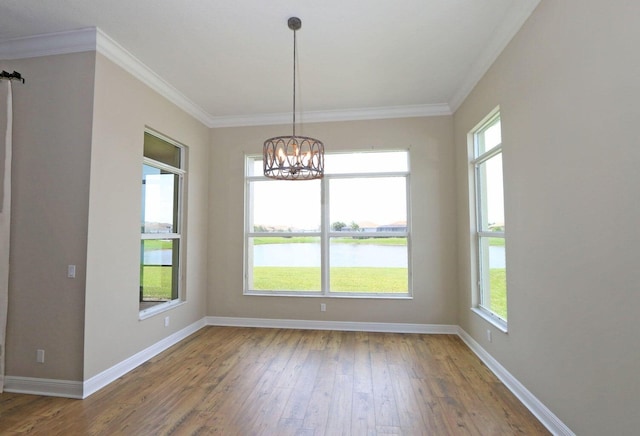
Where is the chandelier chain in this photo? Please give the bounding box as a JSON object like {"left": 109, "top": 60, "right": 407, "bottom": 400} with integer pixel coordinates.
{"left": 262, "top": 16, "right": 324, "bottom": 180}
{"left": 292, "top": 25, "right": 297, "bottom": 137}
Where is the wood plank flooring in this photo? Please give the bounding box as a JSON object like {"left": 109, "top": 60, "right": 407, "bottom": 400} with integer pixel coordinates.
{"left": 0, "top": 327, "right": 550, "bottom": 435}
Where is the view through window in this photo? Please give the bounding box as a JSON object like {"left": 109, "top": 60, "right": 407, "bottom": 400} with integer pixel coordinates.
{"left": 140, "top": 131, "right": 185, "bottom": 312}
{"left": 245, "top": 151, "right": 410, "bottom": 296}
{"left": 471, "top": 111, "right": 507, "bottom": 324}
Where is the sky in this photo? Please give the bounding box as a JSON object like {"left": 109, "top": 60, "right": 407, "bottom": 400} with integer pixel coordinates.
{"left": 480, "top": 120, "right": 505, "bottom": 226}
{"left": 251, "top": 176, "right": 407, "bottom": 230}
{"left": 250, "top": 151, "right": 408, "bottom": 231}
{"left": 143, "top": 143, "right": 503, "bottom": 231}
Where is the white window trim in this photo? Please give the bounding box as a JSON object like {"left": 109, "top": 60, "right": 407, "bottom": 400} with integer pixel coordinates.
{"left": 471, "top": 307, "right": 508, "bottom": 333}
{"left": 139, "top": 299, "right": 186, "bottom": 320}
{"left": 139, "top": 130, "right": 187, "bottom": 316}
{"left": 469, "top": 109, "right": 507, "bottom": 331}
{"left": 244, "top": 151, "right": 412, "bottom": 298}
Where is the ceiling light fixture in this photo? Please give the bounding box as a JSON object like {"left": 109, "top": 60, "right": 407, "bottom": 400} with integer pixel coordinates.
{"left": 263, "top": 17, "right": 324, "bottom": 180}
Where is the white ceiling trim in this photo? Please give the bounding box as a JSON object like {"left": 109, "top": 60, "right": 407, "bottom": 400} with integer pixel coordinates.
{"left": 0, "top": 27, "right": 452, "bottom": 127}
{"left": 208, "top": 103, "right": 452, "bottom": 128}
{"left": 1, "top": 5, "right": 538, "bottom": 128}
{"left": 448, "top": 0, "right": 541, "bottom": 112}
{"left": 94, "top": 28, "right": 213, "bottom": 127}
{"left": 0, "top": 27, "right": 96, "bottom": 60}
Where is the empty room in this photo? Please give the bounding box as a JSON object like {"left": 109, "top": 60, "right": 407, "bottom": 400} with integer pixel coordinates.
{"left": 0, "top": 1, "right": 637, "bottom": 435}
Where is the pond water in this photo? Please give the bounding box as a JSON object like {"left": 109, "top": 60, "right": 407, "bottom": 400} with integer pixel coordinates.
{"left": 253, "top": 243, "right": 407, "bottom": 267}
{"left": 143, "top": 250, "right": 173, "bottom": 265}
{"left": 145, "top": 244, "right": 506, "bottom": 268}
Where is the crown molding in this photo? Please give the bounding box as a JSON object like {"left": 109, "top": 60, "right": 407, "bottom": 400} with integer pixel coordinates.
{"left": 448, "top": 0, "right": 541, "bottom": 112}
{"left": 0, "top": 27, "right": 213, "bottom": 127}
{"left": 94, "top": 28, "right": 213, "bottom": 127}
{"left": 208, "top": 103, "right": 452, "bottom": 128}
{"left": 0, "top": 27, "right": 96, "bottom": 60}
{"left": 6, "top": 14, "right": 550, "bottom": 128}
{"left": 1, "top": 27, "right": 448, "bottom": 128}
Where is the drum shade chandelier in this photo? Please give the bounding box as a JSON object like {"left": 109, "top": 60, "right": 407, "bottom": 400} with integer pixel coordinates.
{"left": 263, "top": 17, "right": 324, "bottom": 180}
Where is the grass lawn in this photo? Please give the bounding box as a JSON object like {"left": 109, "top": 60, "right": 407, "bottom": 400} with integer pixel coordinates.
{"left": 141, "top": 240, "right": 174, "bottom": 300}
{"left": 142, "top": 239, "right": 173, "bottom": 251}
{"left": 252, "top": 266, "right": 408, "bottom": 293}
{"left": 489, "top": 268, "right": 507, "bottom": 319}
{"left": 141, "top": 265, "right": 173, "bottom": 300}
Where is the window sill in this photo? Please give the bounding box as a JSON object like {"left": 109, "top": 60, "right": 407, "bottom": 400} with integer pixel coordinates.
{"left": 244, "top": 291, "right": 413, "bottom": 300}
{"left": 139, "top": 299, "right": 185, "bottom": 321}
{"left": 471, "top": 307, "right": 508, "bottom": 333}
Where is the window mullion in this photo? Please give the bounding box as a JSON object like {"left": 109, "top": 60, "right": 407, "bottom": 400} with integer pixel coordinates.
{"left": 478, "top": 231, "right": 505, "bottom": 238}
{"left": 472, "top": 144, "right": 503, "bottom": 166}
{"left": 321, "top": 176, "right": 329, "bottom": 295}
{"left": 141, "top": 233, "right": 181, "bottom": 240}
{"left": 469, "top": 110, "right": 506, "bottom": 326}
{"left": 244, "top": 151, "right": 410, "bottom": 297}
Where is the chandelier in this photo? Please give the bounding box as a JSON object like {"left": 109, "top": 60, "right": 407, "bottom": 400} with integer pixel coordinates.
{"left": 263, "top": 17, "right": 324, "bottom": 180}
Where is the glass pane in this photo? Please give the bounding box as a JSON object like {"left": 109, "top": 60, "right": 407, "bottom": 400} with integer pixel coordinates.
{"left": 330, "top": 177, "right": 406, "bottom": 232}
{"left": 325, "top": 151, "right": 408, "bottom": 174}
{"left": 476, "top": 118, "right": 501, "bottom": 156}
{"left": 479, "top": 237, "right": 507, "bottom": 320}
{"left": 248, "top": 236, "right": 321, "bottom": 291}
{"left": 249, "top": 179, "right": 320, "bottom": 232}
{"left": 247, "top": 156, "right": 263, "bottom": 177}
{"left": 140, "top": 239, "right": 179, "bottom": 301}
{"left": 329, "top": 237, "right": 408, "bottom": 293}
{"left": 142, "top": 165, "right": 179, "bottom": 233}
{"left": 476, "top": 154, "right": 504, "bottom": 232}
{"left": 144, "top": 132, "right": 181, "bottom": 168}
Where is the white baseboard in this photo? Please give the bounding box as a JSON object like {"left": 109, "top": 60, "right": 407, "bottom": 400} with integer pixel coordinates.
{"left": 4, "top": 376, "right": 83, "bottom": 399}
{"left": 205, "top": 316, "right": 458, "bottom": 334}
{"left": 82, "top": 317, "right": 206, "bottom": 398}
{"left": 456, "top": 327, "right": 575, "bottom": 436}
{"left": 3, "top": 316, "right": 573, "bottom": 435}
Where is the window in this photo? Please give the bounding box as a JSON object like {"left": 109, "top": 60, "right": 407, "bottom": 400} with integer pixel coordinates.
{"left": 140, "top": 131, "right": 185, "bottom": 313}
{"left": 245, "top": 151, "right": 410, "bottom": 297}
{"left": 470, "top": 110, "right": 507, "bottom": 327}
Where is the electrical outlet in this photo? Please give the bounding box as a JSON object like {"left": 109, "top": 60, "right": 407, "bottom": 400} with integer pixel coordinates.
{"left": 320, "top": 303, "right": 326, "bottom": 312}
{"left": 164, "top": 316, "right": 170, "bottom": 327}
{"left": 487, "top": 329, "right": 492, "bottom": 343}
{"left": 36, "top": 349, "right": 45, "bottom": 363}
{"left": 67, "top": 265, "right": 76, "bottom": 278}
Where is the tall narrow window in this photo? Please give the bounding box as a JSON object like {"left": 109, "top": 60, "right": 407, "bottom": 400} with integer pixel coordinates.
{"left": 140, "top": 131, "right": 185, "bottom": 313}
{"left": 471, "top": 111, "right": 507, "bottom": 326}
{"left": 245, "top": 151, "right": 410, "bottom": 297}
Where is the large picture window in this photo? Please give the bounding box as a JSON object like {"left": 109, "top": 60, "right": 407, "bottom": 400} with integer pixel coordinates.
{"left": 245, "top": 151, "right": 410, "bottom": 297}
{"left": 470, "top": 110, "right": 507, "bottom": 327}
{"left": 140, "top": 131, "right": 185, "bottom": 313}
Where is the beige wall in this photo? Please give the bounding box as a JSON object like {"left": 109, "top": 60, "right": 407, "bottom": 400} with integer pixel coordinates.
{"left": 83, "top": 53, "right": 210, "bottom": 379}
{"left": 5, "top": 52, "right": 96, "bottom": 380}
{"left": 209, "top": 117, "right": 458, "bottom": 325}
{"left": 454, "top": 1, "right": 640, "bottom": 434}
{"left": 4, "top": 49, "right": 209, "bottom": 382}
{"left": 6, "top": 1, "right": 638, "bottom": 430}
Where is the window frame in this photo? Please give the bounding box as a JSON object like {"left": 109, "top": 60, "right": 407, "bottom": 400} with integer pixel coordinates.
{"left": 139, "top": 129, "right": 187, "bottom": 318}
{"left": 469, "top": 109, "right": 508, "bottom": 331}
{"left": 244, "top": 150, "right": 412, "bottom": 298}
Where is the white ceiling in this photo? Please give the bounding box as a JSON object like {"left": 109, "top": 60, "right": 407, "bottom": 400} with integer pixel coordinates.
{"left": 0, "top": 0, "right": 540, "bottom": 127}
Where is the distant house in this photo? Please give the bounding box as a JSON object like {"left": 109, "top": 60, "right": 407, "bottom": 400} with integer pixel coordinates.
{"left": 357, "top": 221, "right": 378, "bottom": 233}
{"left": 377, "top": 221, "right": 407, "bottom": 232}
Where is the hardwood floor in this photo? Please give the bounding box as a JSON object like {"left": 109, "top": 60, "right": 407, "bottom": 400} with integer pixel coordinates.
{"left": 0, "top": 327, "right": 550, "bottom": 435}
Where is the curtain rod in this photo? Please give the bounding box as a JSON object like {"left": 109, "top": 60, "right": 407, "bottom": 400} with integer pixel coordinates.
{"left": 0, "top": 70, "right": 25, "bottom": 83}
